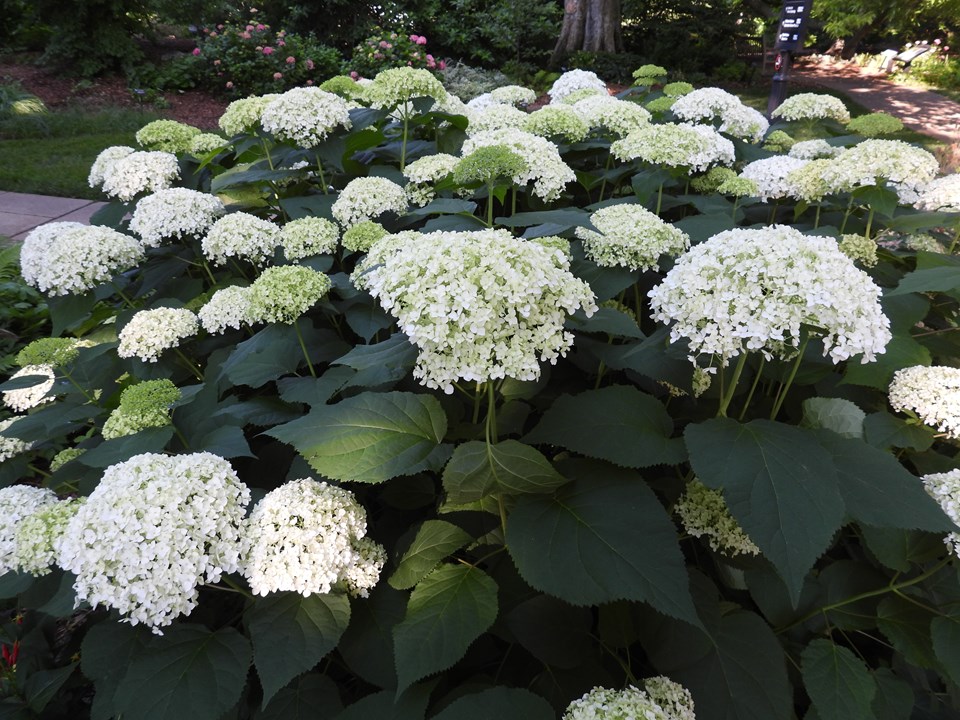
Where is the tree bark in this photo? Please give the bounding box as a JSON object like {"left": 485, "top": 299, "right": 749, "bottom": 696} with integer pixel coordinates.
{"left": 550, "top": 0, "right": 622, "bottom": 66}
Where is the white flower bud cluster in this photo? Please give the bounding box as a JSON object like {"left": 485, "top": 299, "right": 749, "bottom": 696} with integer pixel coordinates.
{"left": 366, "top": 67, "right": 448, "bottom": 109}
{"left": 462, "top": 128, "right": 576, "bottom": 201}
{"left": 98, "top": 150, "right": 181, "bottom": 202}
{"left": 548, "top": 69, "right": 607, "bottom": 103}
{"left": 0, "top": 418, "right": 34, "bottom": 462}
{"left": 3, "top": 365, "right": 55, "bottom": 412}
{"left": 352, "top": 229, "right": 597, "bottom": 393}
{"left": 889, "top": 365, "right": 960, "bottom": 439}
{"left": 490, "top": 85, "right": 537, "bottom": 106}
{"left": 247, "top": 265, "right": 332, "bottom": 324}
{"left": 261, "top": 87, "right": 353, "bottom": 148}
{"left": 771, "top": 92, "right": 850, "bottom": 123}
{"left": 921, "top": 469, "right": 960, "bottom": 558}
{"left": 467, "top": 104, "right": 530, "bottom": 135}
{"left": 332, "top": 177, "right": 409, "bottom": 227}
{"left": 117, "top": 308, "right": 199, "bottom": 362}
{"left": 644, "top": 677, "right": 697, "bottom": 720}
{"left": 279, "top": 217, "right": 340, "bottom": 259}
{"left": 135, "top": 119, "right": 201, "bottom": 153}
{"left": 575, "top": 203, "right": 690, "bottom": 272}
{"left": 59, "top": 452, "right": 250, "bottom": 631}
{"left": 788, "top": 139, "right": 844, "bottom": 160}
{"left": 563, "top": 678, "right": 696, "bottom": 720}
{"left": 648, "top": 225, "right": 891, "bottom": 365}
{"left": 129, "top": 188, "right": 226, "bottom": 247}
{"left": 243, "top": 478, "right": 385, "bottom": 597}
{"left": 675, "top": 479, "right": 760, "bottom": 557}
{"left": 524, "top": 106, "right": 590, "bottom": 143}
{"left": 202, "top": 212, "right": 281, "bottom": 266}
{"left": 0, "top": 486, "right": 57, "bottom": 573}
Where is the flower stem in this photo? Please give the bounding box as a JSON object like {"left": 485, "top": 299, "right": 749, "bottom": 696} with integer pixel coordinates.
{"left": 294, "top": 319, "right": 316, "bottom": 377}
{"left": 314, "top": 153, "right": 328, "bottom": 194}
{"left": 485, "top": 381, "right": 498, "bottom": 442}
{"left": 814, "top": 204, "right": 821, "bottom": 229}
{"left": 949, "top": 225, "right": 960, "bottom": 254}
{"left": 769, "top": 334, "right": 810, "bottom": 421}
{"left": 486, "top": 181, "right": 495, "bottom": 226}
{"left": 737, "top": 355, "right": 765, "bottom": 421}
{"left": 655, "top": 182, "right": 664, "bottom": 216}
{"left": 840, "top": 195, "right": 855, "bottom": 234}
{"left": 174, "top": 348, "right": 204, "bottom": 382}
{"left": 110, "top": 282, "right": 137, "bottom": 309}
{"left": 400, "top": 113, "right": 409, "bottom": 171}
{"left": 598, "top": 153, "right": 613, "bottom": 203}
{"left": 864, "top": 206, "right": 875, "bottom": 240}
{"left": 717, "top": 352, "right": 748, "bottom": 417}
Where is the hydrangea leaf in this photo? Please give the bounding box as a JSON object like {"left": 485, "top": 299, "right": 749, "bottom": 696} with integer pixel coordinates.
{"left": 78, "top": 427, "right": 174, "bottom": 468}
{"left": 24, "top": 663, "right": 77, "bottom": 713}
{"left": 863, "top": 411, "right": 936, "bottom": 452}
{"left": 506, "top": 460, "right": 699, "bottom": 626}
{"left": 801, "top": 397, "right": 865, "bottom": 439}
{"left": 267, "top": 391, "right": 447, "bottom": 483}
{"left": 393, "top": 564, "right": 498, "bottom": 694}
{"left": 332, "top": 333, "right": 418, "bottom": 389}
{"left": 931, "top": 616, "right": 960, "bottom": 687}
{"left": 801, "top": 639, "right": 877, "bottom": 720}
{"left": 255, "top": 674, "right": 343, "bottom": 720}
{"left": 220, "top": 324, "right": 302, "bottom": 388}
{"left": 333, "top": 685, "right": 433, "bottom": 720}
{"left": 276, "top": 367, "right": 355, "bottom": 408}
{"left": 442, "top": 440, "right": 569, "bottom": 504}
{"left": 113, "top": 624, "right": 251, "bottom": 720}
{"left": 389, "top": 520, "right": 473, "bottom": 590}
{"left": 685, "top": 418, "right": 844, "bottom": 603}
{"left": 338, "top": 584, "right": 407, "bottom": 689}
{"left": 877, "top": 595, "right": 940, "bottom": 670}
{"left": 524, "top": 385, "right": 687, "bottom": 468}
{"left": 566, "top": 306, "right": 645, "bottom": 339}
{"left": 431, "top": 687, "right": 554, "bottom": 720}
{"left": 871, "top": 668, "right": 914, "bottom": 720}
{"left": 246, "top": 592, "right": 351, "bottom": 707}
{"left": 887, "top": 266, "right": 960, "bottom": 297}
{"left": 81, "top": 621, "right": 150, "bottom": 720}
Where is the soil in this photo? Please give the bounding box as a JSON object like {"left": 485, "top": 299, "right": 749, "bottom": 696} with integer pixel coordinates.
{"left": 0, "top": 62, "right": 230, "bottom": 130}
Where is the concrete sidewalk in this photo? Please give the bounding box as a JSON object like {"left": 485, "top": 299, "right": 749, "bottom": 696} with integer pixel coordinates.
{"left": 0, "top": 192, "right": 105, "bottom": 242}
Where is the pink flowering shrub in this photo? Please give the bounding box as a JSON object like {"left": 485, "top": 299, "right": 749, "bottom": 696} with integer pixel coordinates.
{"left": 191, "top": 18, "right": 342, "bottom": 95}
{"left": 348, "top": 26, "right": 445, "bottom": 79}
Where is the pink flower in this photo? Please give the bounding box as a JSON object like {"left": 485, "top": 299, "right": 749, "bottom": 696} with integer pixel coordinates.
{"left": 273, "top": 72, "right": 283, "bottom": 80}
{"left": 277, "top": 40, "right": 285, "bottom": 46}
{"left": 306, "top": 80, "right": 314, "bottom": 85}
{"left": 305, "top": 59, "right": 315, "bottom": 70}
{"left": 262, "top": 46, "right": 274, "bottom": 55}
{"left": 241, "top": 32, "right": 251, "bottom": 39}
{"left": 213, "top": 59, "right": 221, "bottom": 65}
{"left": 278, "top": 30, "right": 286, "bottom": 37}
{"left": 256, "top": 24, "right": 266, "bottom": 31}
{"left": 226, "top": 81, "right": 234, "bottom": 88}
{"left": 439, "top": 60, "right": 446, "bottom": 70}
{"left": 374, "top": 52, "right": 384, "bottom": 60}
{"left": 286, "top": 56, "right": 295, "bottom": 64}
{"left": 246, "top": 24, "right": 254, "bottom": 31}
{"left": 217, "top": 24, "right": 224, "bottom": 29}
{"left": 350, "top": 71, "right": 359, "bottom": 79}
{"left": 250, "top": 7, "right": 258, "bottom": 12}
{"left": 412, "top": 52, "right": 420, "bottom": 59}
{"left": 379, "top": 40, "right": 389, "bottom": 48}
{"left": 417, "top": 35, "right": 427, "bottom": 45}
{"left": 192, "top": 47, "right": 201, "bottom": 56}
{"left": 209, "top": 31, "right": 217, "bottom": 38}
{"left": 385, "top": 43, "right": 392, "bottom": 49}
{"left": 409, "top": 34, "right": 419, "bottom": 43}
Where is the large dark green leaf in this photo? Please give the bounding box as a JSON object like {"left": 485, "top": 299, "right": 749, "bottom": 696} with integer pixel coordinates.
{"left": 685, "top": 419, "right": 844, "bottom": 602}
{"left": 524, "top": 385, "right": 686, "bottom": 468}
{"left": 931, "top": 616, "right": 960, "bottom": 686}
{"left": 23, "top": 663, "right": 76, "bottom": 713}
{"left": 338, "top": 584, "right": 406, "bottom": 688}
{"left": 504, "top": 594, "right": 593, "bottom": 669}
{"left": 842, "top": 334, "right": 931, "bottom": 391}
{"left": 442, "top": 440, "right": 568, "bottom": 504}
{"left": 246, "top": 592, "right": 351, "bottom": 706}
{"left": 801, "top": 639, "right": 876, "bottom": 720}
{"left": 255, "top": 674, "right": 343, "bottom": 720}
{"left": 506, "top": 460, "right": 699, "bottom": 625}
{"left": 566, "top": 306, "right": 645, "bottom": 339}
{"left": 333, "top": 333, "right": 418, "bottom": 389}
{"left": 81, "top": 621, "right": 151, "bottom": 720}
{"left": 863, "top": 411, "right": 935, "bottom": 452}
{"left": 220, "top": 324, "right": 303, "bottom": 388}
{"left": 276, "top": 367, "right": 355, "bottom": 407}
{"left": 389, "top": 520, "right": 473, "bottom": 590}
{"left": 871, "top": 668, "right": 913, "bottom": 720}
{"left": 887, "top": 266, "right": 960, "bottom": 297}
{"left": 876, "top": 595, "right": 940, "bottom": 670}
{"left": 333, "top": 686, "right": 432, "bottom": 720}
{"left": 78, "top": 427, "right": 174, "bottom": 468}
{"left": 393, "top": 564, "right": 498, "bottom": 693}
{"left": 801, "top": 398, "right": 865, "bottom": 439}
{"left": 431, "top": 687, "right": 554, "bottom": 720}
{"left": 113, "top": 625, "right": 251, "bottom": 720}
{"left": 267, "top": 391, "right": 447, "bottom": 483}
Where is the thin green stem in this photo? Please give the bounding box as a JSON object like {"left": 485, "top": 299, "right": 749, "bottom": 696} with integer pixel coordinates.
{"left": 485, "top": 381, "right": 498, "bottom": 442}
{"left": 27, "top": 464, "right": 51, "bottom": 479}
{"left": 260, "top": 137, "right": 275, "bottom": 171}
{"left": 215, "top": 575, "right": 255, "bottom": 600}
{"left": 486, "top": 181, "right": 495, "bottom": 226}
{"left": 731, "top": 197, "right": 739, "bottom": 222}
{"left": 511, "top": 186, "right": 517, "bottom": 217}
{"left": 717, "top": 352, "right": 748, "bottom": 417}
{"left": 472, "top": 381, "right": 483, "bottom": 425}
{"left": 814, "top": 204, "right": 822, "bottom": 229}
{"left": 294, "top": 319, "right": 316, "bottom": 377}
{"left": 201, "top": 260, "right": 217, "bottom": 286}
{"left": 840, "top": 195, "right": 855, "bottom": 234}
{"left": 655, "top": 182, "right": 664, "bottom": 216}
{"left": 769, "top": 199, "right": 779, "bottom": 225}
{"left": 172, "top": 424, "right": 191, "bottom": 450}
{"left": 737, "top": 355, "right": 766, "bottom": 421}
{"left": 110, "top": 282, "right": 137, "bottom": 309}
{"left": 594, "top": 359, "right": 606, "bottom": 390}
{"left": 174, "top": 348, "right": 203, "bottom": 382}
{"left": 400, "top": 113, "right": 409, "bottom": 171}
{"left": 769, "top": 335, "right": 810, "bottom": 420}
{"left": 314, "top": 153, "right": 328, "bottom": 194}
{"left": 864, "top": 206, "right": 876, "bottom": 240}
{"left": 598, "top": 153, "right": 613, "bottom": 203}
{"left": 60, "top": 369, "right": 97, "bottom": 404}
{"left": 949, "top": 225, "right": 960, "bottom": 254}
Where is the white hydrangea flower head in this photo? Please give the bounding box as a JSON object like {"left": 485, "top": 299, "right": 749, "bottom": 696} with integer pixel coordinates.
{"left": 332, "top": 177, "right": 409, "bottom": 228}
{"left": 129, "top": 188, "right": 226, "bottom": 247}
{"left": 190, "top": 133, "right": 226, "bottom": 154}
{"left": 117, "top": 307, "right": 199, "bottom": 362}
{"left": 279, "top": 217, "right": 339, "bottom": 259}
{"left": 466, "top": 104, "right": 530, "bottom": 135}
{"left": 0, "top": 486, "right": 57, "bottom": 573}
{"left": 247, "top": 265, "right": 332, "bottom": 324}
{"left": 490, "top": 85, "right": 537, "bottom": 106}
{"left": 572, "top": 94, "right": 651, "bottom": 138}
{"left": 50, "top": 448, "right": 85, "bottom": 472}
{"left": 465, "top": 93, "right": 500, "bottom": 114}
{"left": 548, "top": 69, "right": 607, "bottom": 103}
{"left": 675, "top": 479, "right": 760, "bottom": 557}
{"left": 404, "top": 153, "right": 460, "bottom": 185}
{"left": 244, "top": 478, "right": 386, "bottom": 597}
{"left": 612, "top": 122, "right": 735, "bottom": 173}
{"left": 3, "top": 365, "right": 55, "bottom": 413}
{"left": 433, "top": 92, "right": 470, "bottom": 118}
{"left": 13, "top": 498, "right": 84, "bottom": 576}
{"left": 202, "top": 212, "right": 281, "bottom": 266}
{"left": 198, "top": 285, "right": 253, "bottom": 334}
{"left": 58, "top": 452, "right": 250, "bottom": 631}
{"left": 524, "top": 106, "right": 590, "bottom": 143}
{"left": 135, "top": 119, "right": 201, "bottom": 153}
{"left": 915, "top": 174, "right": 960, "bottom": 212}
{"left": 0, "top": 418, "right": 34, "bottom": 462}
{"left": 889, "top": 365, "right": 960, "bottom": 438}
{"left": 563, "top": 685, "right": 669, "bottom": 720}
{"left": 921, "top": 470, "right": 960, "bottom": 558}
{"left": 462, "top": 128, "right": 577, "bottom": 202}
{"left": 19, "top": 223, "right": 145, "bottom": 296}
{"left": 738, "top": 156, "right": 808, "bottom": 202}
{"left": 788, "top": 139, "right": 844, "bottom": 160}
{"left": 99, "top": 151, "right": 181, "bottom": 202}
{"left": 648, "top": 225, "right": 891, "bottom": 365}
{"left": 352, "top": 229, "right": 597, "bottom": 393}
{"left": 575, "top": 203, "right": 690, "bottom": 272}
{"left": 786, "top": 158, "right": 833, "bottom": 203}
{"left": 839, "top": 233, "right": 878, "bottom": 267}
{"left": 771, "top": 93, "right": 850, "bottom": 123}
{"left": 644, "top": 677, "right": 696, "bottom": 720}
{"left": 260, "top": 87, "right": 353, "bottom": 148}
{"left": 820, "top": 139, "right": 939, "bottom": 204}
{"left": 88, "top": 146, "right": 135, "bottom": 188}
{"left": 669, "top": 87, "right": 768, "bottom": 142}
{"left": 219, "top": 94, "right": 281, "bottom": 136}
{"left": 342, "top": 221, "right": 389, "bottom": 253}
{"left": 366, "top": 67, "right": 448, "bottom": 109}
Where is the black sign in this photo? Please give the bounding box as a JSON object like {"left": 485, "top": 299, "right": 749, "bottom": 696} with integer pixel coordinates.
{"left": 774, "top": 1, "right": 812, "bottom": 51}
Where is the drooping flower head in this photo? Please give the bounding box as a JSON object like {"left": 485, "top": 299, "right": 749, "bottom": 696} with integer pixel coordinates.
{"left": 889, "top": 365, "right": 960, "bottom": 439}
{"left": 260, "top": 87, "right": 353, "bottom": 148}
{"left": 246, "top": 265, "right": 332, "bottom": 324}
{"left": 117, "top": 307, "right": 199, "bottom": 362}
{"left": 135, "top": 119, "right": 202, "bottom": 153}
{"left": 130, "top": 188, "right": 226, "bottom": 247}
{"left": 202, "top": 212, "right": 281, "bottom": 266}
{"left": 98, "top": 151, "right": 181, "bottom": 202}
{"left": 59, "top": 452, "right": 250, "bottom": 631}
{"left": 575, "top": 203, "right": 690, "bottom": 272}
{"left": 771, "top": 92, "right": 850, "bottom": 124}
{"left": 0, "top": 486, "right": 57, "bottom": 573}
{"left": 404, "top": 153, "right": 460, "bottom": 205}
{"left": 352, "top": 229, "right": 597, "bottom": 393}
{"left": 102, "top": 379, "right": 181, "bottom": 440}
{"left": 332, "top": 177, "right": 409, "bottom": 228}
{"left": 648, "top": 225, "right": 891, "bottom": 365}
{"left": 675, "top": 479, "right": 760, "bottom": 557}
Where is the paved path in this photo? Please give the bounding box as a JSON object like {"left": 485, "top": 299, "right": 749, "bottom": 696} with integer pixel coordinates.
{"left": 0, "top": 192, "right": 105, "bottom": 242}
{"left": 791, "top": 57, "right": 960, "bottom": 145}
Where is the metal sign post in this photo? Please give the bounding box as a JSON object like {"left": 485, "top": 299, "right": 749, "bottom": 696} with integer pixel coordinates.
{"left": 767, "top": 0, "right": 813, "bottom": 118}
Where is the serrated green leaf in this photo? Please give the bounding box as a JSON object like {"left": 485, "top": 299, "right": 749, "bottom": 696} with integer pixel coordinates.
{"left": 393, "top": 564, "right": 498, "bottom": 693}
{"left": 81, "top": 622, "right": 151, "bottom": 720}
{"left": 78, "top": 426, "right": 174, "bottom": 468}
{"left": 333, "top": 686, "right": 432, "bottom": 720}
{"left": 333, "top": 334, "right": 418, "bottom": 389}
{"left": 505, "top": 594, "right": 593, "bottom": 669}
{"left": 860, "top": 526, "right": 945, "bottom": 572}
{"left": 220, "top": 324, "right": 302, "bottom": 388}
{"left": 389, "top": 521, "right": 473, "bottom": 590}
{"left": 887, "top": 266, "right": 960, "bottom": 296}
{"left": 871, "top": 668, "right": 913, "bottom": 720}
{"left": 506, "top": 460, "right": 699, "bottom": 625}
{"left": 277, "top": 367, "right": 355, "bottom": 407}
{"left": 431, "top": 687, "right": 554, "bottom": 720}
{"left": 843, "top": 334, "right": 931, "bottom": 390}
{"left": 0, "top": 571, "right": 34, "bottom": 599}
{"left": 817, "top": 433, "right": 954, "bottom": 531}
{"left": 442, "top": 440, "right": 568, "bottom": 504}
{"left": 931, "top": 616, "right": 960, "bottom": 686}
{"left": 24, "top": 663, "right": 76, "bottom": 713}
{"left": 255, "top": 674, "right": 343, "bottom": 720}
{"left": 267, "top": 391, "right": 447, "bottom": 484}
{"left": 863, "top": 411, "right": 935, "bottom": 452}
{"left": 113, "top": 624, "right": 251, "bottom": 720}
{"left": 854, "top": 184, "right": 899, "bottom": 218}
{"left": 568, "top": 257, "right": 636, "bottom": 301}
{"left": 524, "top": 385, "right": 686, "bottom": 468}
{"left": 566, "top": 307, "right": 645, "bottom": 339}
{"left": 801, "top": 398, "right": 865, "bottom": 439}
{"left": 685, "top": 419, "right": 844, "bottom": 602}
{"left": 196, "top": 425, "right": 254, "bottom": 458}
{"left": 246, "top": 593, "right": 351, "bottom": 706}
{"left": 673, "top": 213, "right": 736, "bottom": 243}
{"left": 801, "top": 639, "right": 876, "bottom": 720}
{"left": 338, "top": 584, "right": 406, "bottom": 688}
{"left": 877, "top": 595, "right": 940, "bottom": 670}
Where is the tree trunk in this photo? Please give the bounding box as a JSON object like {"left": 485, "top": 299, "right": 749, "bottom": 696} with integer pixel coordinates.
{"left": 550, "top": 0, "right": 622, "bottom": 66}
{"left": 839, "top": 21, "right": 877, "bottom": 59}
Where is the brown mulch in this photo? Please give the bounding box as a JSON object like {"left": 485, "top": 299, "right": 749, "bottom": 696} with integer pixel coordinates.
{"left": 0, "top": 62, "right": 229, "bottom": 130}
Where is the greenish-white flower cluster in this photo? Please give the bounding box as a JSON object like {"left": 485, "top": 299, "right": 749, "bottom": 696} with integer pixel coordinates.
{"left": 467, "top": 104, "right": 529, "bottom": 134}
{"left": 572, "top": 94, "right": 651, "bottom": 138}
{"left": 332, "top": 177, "right": 409, "bottom": 227}
{"left": 219, "top": 94, "right": 280, "bottom": 136}
{"left": 847, "top": 112, "right": 903, "bottom": 137}
{"left": 88, "top": 146, "right": 135, "bottom": 187}
{"left": 548, "top": 69, "right": 607, "bottom": 103}
{"left": 404, "top": 153, "right": 460, "bottom": 205}
{"left": 130, "top": 188, "right": 226, "bottom": 247}
{"left": 190, "top": 133, "right": 226, "bottom": 154}
{"left": 889, "top": 365, "right": 960, "bottom": 439}
{"left": 524, "top": 106, "right": 590, "bottom": 142}
{"left": 612, "top": 122, "right": 735, "bottom": 173}
{"left": 915, "top": 174, "right": 960, "bottom": 212}
{"left": 786, "top": 159, "right": 832, "bottom": 203}
{"left": 669, "top": 86, "right": 769, "bottom": 142}
{"left": 342, "top": 221, "right": 388, "bottom": 253}
{"left": 202, "top": 212, "right": 281, "bottom": 266}
{"left": 366, "top": 67, "right": 448, "bottom": 108}
{"left": 3, "top": 365, "right": 55, "bottom": 412}
{"left": 247, "top": 265, "right": 332, "bottom": 324}
{"left": 839, "top": 233, "right": 878, "bottom": 267}
{"left": 462, "top": 128, "right": 576, "bottom": 201}
{"left": 788, "top": 139, "right": 843, "bottom": 160}
{"left": 11, "top": 498, "right": 84, "bottom": 576}
{"left": 135, "top": 119, "right": 201, "bottom": 153}
{"left": 0, "top": 418, "right": 33, "bottom": 462}
{"left": 17, "top": 338, "right": 81, "bottom": 368}
{"left": 243, "top": 478, "right": 386, "bottom": 597}
{"left": 820, "top": 139, "right": 939, "bottom": 203}
{"left": 675, "top": 480, "right": 760, "bottom": 557}
{"left": 98, "top": 150, "right": 181, "bottom": 202}
{"left": 490, "top": 85, "right": 537, "bottom": 106}
{"left": 648, "top": 225, "right": 891, "bottom": 365}
{"left": 738, "top": 156, "right": 807, "bottom": 202}
{"left": 117, "top": 307, "right": 199, "bottom": 362}
{"left": 921, "top": 470, "right": 960, "bottom": 558}
{"left": 261, "top": 87, "right": 353, "bottom": 148}
{"left": 59, "top": 452, "right": 250, "bottom": 631}
{"left": 563, "top": 678, "right": 696, "bottom": 720}
{"left": 198, "top": 286, "right": 253, "bottom": 334}
{"left": 102, "top": 379, "right": 181, "bottom": 440}
{"left": 771, "top": 92, "right": 850, "bottom": 124}
{"left": 352, "top": 229, "right": 597, "bottom": 393}
{"left": 576, "top": 203, "right": 690, "bottom": 272}
{"left": 279, "top": 217, "right": 340, "bottom": 259}
{"left": 0, "top": 485, "right": 57, "bottom": 572}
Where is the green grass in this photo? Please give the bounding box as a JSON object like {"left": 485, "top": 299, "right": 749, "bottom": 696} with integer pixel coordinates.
{"left": 0, "top": 107, "right": 163, "bottom": 199}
